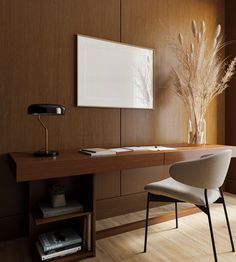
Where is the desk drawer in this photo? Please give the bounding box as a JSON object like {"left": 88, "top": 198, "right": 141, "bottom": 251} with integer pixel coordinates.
{"left": 121, "top": 166, "right": 169, "bottom": 195}
{"left": 95, "top": 171, "right": 120, "bottom": 200}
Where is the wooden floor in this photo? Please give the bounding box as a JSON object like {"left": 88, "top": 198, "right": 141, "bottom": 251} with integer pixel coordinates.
{"left": 1, "top": 193, "right": 236, "bottom": 262}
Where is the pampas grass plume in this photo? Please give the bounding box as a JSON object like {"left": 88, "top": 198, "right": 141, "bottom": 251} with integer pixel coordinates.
{"left": 192, "top": 20, "right": 197, "bottom": 37}
{"left": 215, "top": 24, "right": 221, "bottom": 39}
{"left": 178, "top": 33, "right": 184, "bottom": 45}
{"left": 191, "top": 43, "right": 194, "bottom": 53}
{"left": 170, "top": 20, "right": 236, "bottom": 140}
{"left": 201, "top": 21, "right": 206, "bottom": 34}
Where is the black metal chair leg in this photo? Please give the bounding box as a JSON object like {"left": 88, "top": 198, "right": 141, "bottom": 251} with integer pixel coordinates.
{"left": 219, "top": 188, "right": 235, "bottom": 252}
{"left": 205, "top": 189, "right": 218, "bottom": 262}
{"left": 144, "top": 193, "right": 150, "bottom": 253}
{"left": 175, "top": 202, "right": 178, "bottom": 228}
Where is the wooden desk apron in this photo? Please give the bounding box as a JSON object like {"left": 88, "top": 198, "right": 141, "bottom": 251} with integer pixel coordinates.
{"left": 9, "top": 144, "right": 236, "bottom": 182}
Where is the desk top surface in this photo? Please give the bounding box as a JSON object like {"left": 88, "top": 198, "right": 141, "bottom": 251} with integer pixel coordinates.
{"left": 10, "top": 144, "right": 236, "bottom": 182}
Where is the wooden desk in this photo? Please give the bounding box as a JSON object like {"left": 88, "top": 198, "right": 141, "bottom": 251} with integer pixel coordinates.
{"left": 10, "top": 144, "right": 236, "bottom": 182}
{"left": 9, "top": 144, "right": 236, "bottom": 261}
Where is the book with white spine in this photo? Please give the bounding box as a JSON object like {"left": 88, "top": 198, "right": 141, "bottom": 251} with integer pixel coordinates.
{"left": 39, "top": 227, "right": 82, "bottom": 252}
{"left": 36, "top": 241, "right": 81, "bottom": 261}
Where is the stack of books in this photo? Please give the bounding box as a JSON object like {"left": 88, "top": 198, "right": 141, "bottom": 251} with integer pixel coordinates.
{"left": 36, "top": 227, "right": 82, "bottom": 261}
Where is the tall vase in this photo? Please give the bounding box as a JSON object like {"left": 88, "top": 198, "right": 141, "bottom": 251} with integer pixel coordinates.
{"left": 188, "top": 115, "right": 206, "bottom": 145}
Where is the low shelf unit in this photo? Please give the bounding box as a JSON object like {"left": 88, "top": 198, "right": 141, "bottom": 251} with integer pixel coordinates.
{"left": 28, "top": 174, "right": 95, "bottom": 261}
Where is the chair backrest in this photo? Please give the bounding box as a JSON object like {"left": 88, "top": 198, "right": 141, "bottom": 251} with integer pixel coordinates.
{"left": 169, "top": 149, "right": 232, "bottom": 189}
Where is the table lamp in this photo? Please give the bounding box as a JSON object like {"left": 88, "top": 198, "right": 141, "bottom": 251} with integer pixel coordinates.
{"left": 28, "top": 104, "right": 65, "bottom": 157}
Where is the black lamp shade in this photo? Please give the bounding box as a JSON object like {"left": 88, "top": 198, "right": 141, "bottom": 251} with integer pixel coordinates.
{"left": 27, "top": 104, "right": 65, "bottom": 115}
{"left": 27, "top": 104, "right": 65, "bottom": 157}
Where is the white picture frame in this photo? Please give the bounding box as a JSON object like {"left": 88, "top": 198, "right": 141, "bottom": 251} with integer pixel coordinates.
{"left": 77, "top": 35, "right": 154, "bottom": 109}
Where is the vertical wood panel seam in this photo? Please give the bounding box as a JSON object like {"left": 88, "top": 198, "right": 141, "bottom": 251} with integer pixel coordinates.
{"left": 120, "top": 0, "right": 122, "bottom": 148}
{"left": 120, "top": 0, "right": 122, "bottom": 196}
{"left": 120, "top": 0, "right": 122, "bottom": 42}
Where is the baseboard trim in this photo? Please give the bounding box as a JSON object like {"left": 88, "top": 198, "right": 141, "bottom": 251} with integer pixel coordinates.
{"left": 96, "top": 207, "right": 199, "bottom": 240}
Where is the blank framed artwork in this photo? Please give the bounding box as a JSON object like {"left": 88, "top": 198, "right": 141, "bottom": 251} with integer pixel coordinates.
{"left": 77, "top": 35, "right": 154, "bottom": 109}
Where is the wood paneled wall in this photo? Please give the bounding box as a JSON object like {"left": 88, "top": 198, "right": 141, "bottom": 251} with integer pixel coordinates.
{"left": 225, "top": 0, "right": 236, "bottom": 193}
{"left": 0, "top": 0, "right": 225, "bottom": 240}
{"left": 121, "top": 0, "right": 225, "bottom": 146}
{"left": 0, "top": 0, "right": 121, "bottom": 240}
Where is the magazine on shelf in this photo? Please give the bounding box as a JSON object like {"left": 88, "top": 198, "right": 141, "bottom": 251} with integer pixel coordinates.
{"left": 79, "top": 148, "right": 116, "bottom": 157}
{"left": 39, "top": 227, "right": 82, "bottom": 253}
{"left": 36, "top": 241, "right": 81, "bottom": 261}
{"left": 39, "top": 199, "right": 83, "bottom": 218}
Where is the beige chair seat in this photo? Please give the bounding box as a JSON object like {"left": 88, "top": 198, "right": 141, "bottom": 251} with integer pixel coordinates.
{"left": 145, "top": 177, "right": 220, "bottom": 206}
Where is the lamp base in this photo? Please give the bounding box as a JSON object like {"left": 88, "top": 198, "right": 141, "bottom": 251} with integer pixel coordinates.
{"left": 33, "top": 150, "right": 59, "bottom": 157}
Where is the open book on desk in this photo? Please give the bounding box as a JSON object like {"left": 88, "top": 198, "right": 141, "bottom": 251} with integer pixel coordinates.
{"left": 79, "top": 146, "right": 176, "bottom": 156}
{"left": 124, "top": 146, "right": 177, "bottom": 151}
{"left": 79, "top": 148, "right": 116, "bottom": 157}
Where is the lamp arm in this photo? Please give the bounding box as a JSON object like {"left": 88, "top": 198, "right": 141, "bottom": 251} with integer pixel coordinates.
{"left": 37, "top": 115, "right": 49, "bottom": 153}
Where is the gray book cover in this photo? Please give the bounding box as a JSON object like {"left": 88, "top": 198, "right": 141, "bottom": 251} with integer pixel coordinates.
{"left": 40, "top": 199, "right": 83, "bottom": 218}
{"left": 39, "top": 227, "right": 82, "bottom": 252}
